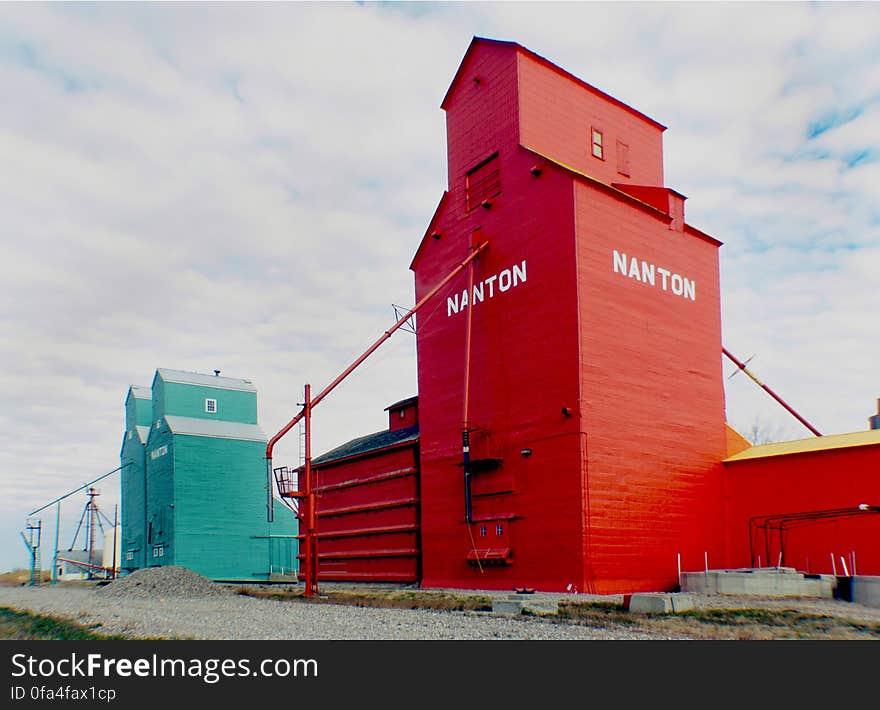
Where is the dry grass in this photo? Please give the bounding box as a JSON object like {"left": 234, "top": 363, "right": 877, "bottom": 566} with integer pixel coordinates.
{"left": 0, "top": 607, "right": 127, "bottom": 640}
{"left": 236, "top": 586, "right": 880, "bottom": 639}
{"left": 558, "top": 600, "right": 880, "bottom": 639}
{"left": 0, "top": 569, "right": 51, "bottom": 587}
{"left": 236, "top": 586, "right": 494, "bottom": 612}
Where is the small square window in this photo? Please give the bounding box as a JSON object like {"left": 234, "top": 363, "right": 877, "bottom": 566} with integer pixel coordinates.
{"left": 591, "top": 128, "right": 604, "bottom": 160}
{"left": 205, "top": 398, "right": 217, "bottom": 413}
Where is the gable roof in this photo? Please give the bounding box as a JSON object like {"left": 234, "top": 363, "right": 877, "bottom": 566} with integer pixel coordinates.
{"left": 441, "top": 37, "right": 666, "bottom": 131}
{"left": 164, "top": 415, "right": 267, "bottom": 442}
{"left": 120, "top": 424, "right": 152, "bottom": 455}
{"left": 155, "top": 368, "right": 257, "bottom": 393}
{"left": 126, "top": 385, "right": 152, "bottom": 402}
{"left": 312, "top": 425, "right": 419, "bottom": 466}
{"left": 724, "top": 429, "right": 880, "bottom": 463}
{"left": 385, "top": 396, "right": 418, "bottom": 412}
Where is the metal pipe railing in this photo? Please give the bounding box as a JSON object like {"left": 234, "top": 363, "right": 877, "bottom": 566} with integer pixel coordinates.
{"left": 265, "top": 240, "right": 490, "bottom": 595}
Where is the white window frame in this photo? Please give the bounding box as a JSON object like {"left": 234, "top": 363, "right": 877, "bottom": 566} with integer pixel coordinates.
{"left": 205, "top": 398, "right": 217, "bottom": 413}
{"left": 591, "top": 127, "right": 604, "bottom": 160}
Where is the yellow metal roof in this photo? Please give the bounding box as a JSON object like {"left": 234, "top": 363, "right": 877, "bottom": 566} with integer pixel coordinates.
{"left": 724, "top": 429, "right": 880, "bottom": 463}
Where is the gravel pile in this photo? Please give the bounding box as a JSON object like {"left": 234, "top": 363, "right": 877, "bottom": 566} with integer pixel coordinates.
{"left": 99, "top": 566, "right": 228, "bottom": 599}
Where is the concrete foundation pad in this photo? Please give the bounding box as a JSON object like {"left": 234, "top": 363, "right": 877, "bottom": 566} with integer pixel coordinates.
{"left": 852, "top": 577, "right": 880, "bottom": 608}
{"left": 682, "top": 569, "right": 834, "bottom": 598}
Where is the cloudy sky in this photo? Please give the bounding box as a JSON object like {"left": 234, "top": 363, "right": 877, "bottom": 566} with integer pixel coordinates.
{"left": 2, "top": 2, "right": 878, "bottom": 573}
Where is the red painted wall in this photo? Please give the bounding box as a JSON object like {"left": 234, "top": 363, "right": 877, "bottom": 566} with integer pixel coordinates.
{"left": 308, "top": 444, "right": 420, "bottom": 582}
{"left": 444, "top": 43, "right": 521, "bottom": 214}
{"left": 412, "top": 38, "right": 727, "bottom": 593}
{"left": 414, "top": 149, "right": 584, "bottom": 591}
{"left": 388, "top": 399, "right": 418, "bottom": 432}
{"left": 723, "top": 446, "right": 880, "bottom": 575}
{"left": 417, "top": 41, "right": 586, "bottom": 592}
{"left": 517, "top": 49, "right": 665, "bottom": 187}
{"left": 575, "top": 183, "right": 727, "bottom": 593}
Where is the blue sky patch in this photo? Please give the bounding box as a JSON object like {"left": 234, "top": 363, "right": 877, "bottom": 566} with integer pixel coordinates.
{"left": 807, "top": 106, "right": 863, "bottom": 139}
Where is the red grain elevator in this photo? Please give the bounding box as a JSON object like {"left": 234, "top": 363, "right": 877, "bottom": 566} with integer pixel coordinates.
{"left": 410, "top": 37, "right": 728, "bottom": 594}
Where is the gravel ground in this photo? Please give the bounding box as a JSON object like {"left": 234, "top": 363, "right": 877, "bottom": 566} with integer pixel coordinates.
{"left": 4, "top": 566, "right": 879, "bottom": 640}
{"left": 0, "top": 585, "right": 678, "bottom": 640}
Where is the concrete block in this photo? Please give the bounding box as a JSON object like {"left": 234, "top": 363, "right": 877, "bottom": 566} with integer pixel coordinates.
{"left": 503, "top": 594, "right": 559, "bottom": 616}
{"left": 492, "top": 599, "right": 523, "bottom": 615}
{"left": 522, "top": 600, "right": 559, "bottom": 616}
{"left": 852, "top": 576, "right": 880, "bottom": 609}
{"left": 670, "top": 593, "right": 695, "bottom": 613}
{"left": 629, "top": 593, "right": 673, "bottom": 614}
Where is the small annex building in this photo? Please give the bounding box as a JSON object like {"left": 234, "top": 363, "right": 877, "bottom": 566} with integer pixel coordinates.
{"left": 121, "top": 369, "right": 297, "bottom": 581}
{"left": 296, "top": 397, "right": 421, "bottom": 583}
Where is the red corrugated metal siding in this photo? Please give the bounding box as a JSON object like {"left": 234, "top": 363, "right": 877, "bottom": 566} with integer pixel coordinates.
{"left": 723, "top": 447, "right": 880, "bottom": 575}
{"left": 306, "top": 444, "right": 420, "bottom": 582}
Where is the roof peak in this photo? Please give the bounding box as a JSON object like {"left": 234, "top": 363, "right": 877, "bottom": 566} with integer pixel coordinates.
{"left": 441, "top": 36, "right": 665, "bottom": 131}
{"left": 162, "top": 414, "right": 267, "bottom": 442}
{"left": 126, "top": 385, "right": 152, "bottom": 401}
{"left": 154, "top": 368, "right": 257, "bottom": 392}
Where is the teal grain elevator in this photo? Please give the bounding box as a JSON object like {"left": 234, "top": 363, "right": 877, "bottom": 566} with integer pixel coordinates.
{"left": 120, "top": 369, "right": 297, "bottom": 580}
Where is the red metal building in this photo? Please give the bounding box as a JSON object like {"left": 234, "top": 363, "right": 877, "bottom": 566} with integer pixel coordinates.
{"left": 723, "top": 431, "right": 880, "bottom": 576}
{"left": 304, "top": 398, "right": 420, "bottom": 583}
{"left": 294, "top": 37, "right": 880, "bottom": 594}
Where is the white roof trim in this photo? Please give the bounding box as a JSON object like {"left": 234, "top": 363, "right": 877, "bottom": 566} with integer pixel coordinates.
{"left": 163, "top": 415, "right": 267, "bottom": 442}
{"left": 155, "top": 369, "right": 257, "bottom": 392}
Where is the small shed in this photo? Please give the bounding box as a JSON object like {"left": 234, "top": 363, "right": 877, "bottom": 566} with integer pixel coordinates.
{"left": 304, "top": 397, "right": 421, "bottom": 583}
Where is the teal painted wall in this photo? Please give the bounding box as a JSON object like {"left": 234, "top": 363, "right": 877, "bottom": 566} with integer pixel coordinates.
{"left": 120, "top": 430, "right": 147, "bottom": 570}
{"left": 122, "top": 371, "right": 297, "bottom": 580}
{"left": 125, "top": 391, "right": 152, "bottom": 430}
{"left": 145, "top": 422, "right": 175, "bottom": 567}
{"left": 170, "top": 434, "right": 297, "bottom": 580}
{"left": 152, "top": 376, "right": 257, "bottom": 424}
